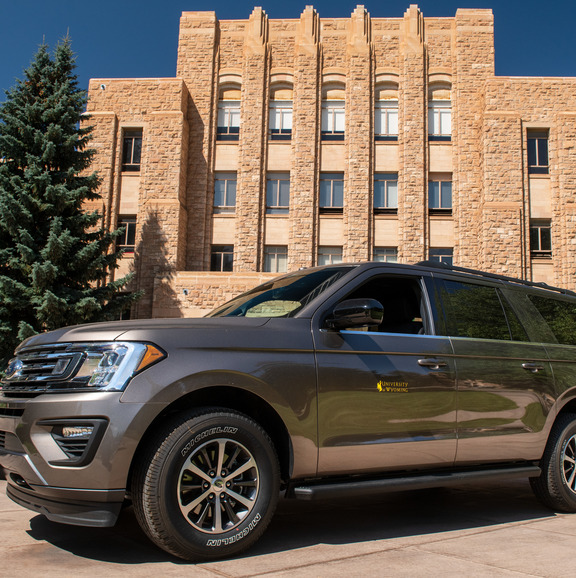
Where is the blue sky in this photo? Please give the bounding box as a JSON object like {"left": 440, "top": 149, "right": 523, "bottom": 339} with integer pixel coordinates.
{"left": 2, "top": 1, "right": 575, "bottom": 99}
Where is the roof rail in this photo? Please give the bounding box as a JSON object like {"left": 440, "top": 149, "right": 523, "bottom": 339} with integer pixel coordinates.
{"left": 416, "top": 260, "right": 576, "bottom": 297}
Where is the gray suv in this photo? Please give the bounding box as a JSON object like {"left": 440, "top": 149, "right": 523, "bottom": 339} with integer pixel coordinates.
{"left": 2, "top": 261, "right": 576, "bottom": 560}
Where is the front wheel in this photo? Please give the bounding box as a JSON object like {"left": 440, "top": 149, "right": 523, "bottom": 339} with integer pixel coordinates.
{"left": 530, "top": 413, "right": 576, "bottom": 512}
{"left": 132, "top": 409, "right": 280, "bottom": 561}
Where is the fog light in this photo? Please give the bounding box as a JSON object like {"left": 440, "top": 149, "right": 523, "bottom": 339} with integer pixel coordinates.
{"left": 61, "top": 426, "right": 94, "bottom": 439}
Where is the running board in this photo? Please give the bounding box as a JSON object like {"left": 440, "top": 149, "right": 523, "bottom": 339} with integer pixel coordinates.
{"left": 290, "top": 465, "right": 541, "bottom": 501}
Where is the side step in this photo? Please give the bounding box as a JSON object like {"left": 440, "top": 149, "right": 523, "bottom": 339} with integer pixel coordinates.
{"left": 290, "top": 465, "right": 541, "bottom": 501}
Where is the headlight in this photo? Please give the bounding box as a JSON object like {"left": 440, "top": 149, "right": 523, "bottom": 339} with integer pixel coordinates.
{"left": 1, "top": 341, "right": 166, "bottom": 393}
{"left": 71, "top": 342, "right": 165, "bottom": 391}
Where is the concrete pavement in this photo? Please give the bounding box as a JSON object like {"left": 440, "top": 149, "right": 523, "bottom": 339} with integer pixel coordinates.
{"left": 1, "top": 477, "right": 575, "bottom": 577}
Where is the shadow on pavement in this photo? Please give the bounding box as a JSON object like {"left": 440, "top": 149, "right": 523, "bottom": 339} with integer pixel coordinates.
{"left": 25, "top": 478, "right": 554, "bottom": 565}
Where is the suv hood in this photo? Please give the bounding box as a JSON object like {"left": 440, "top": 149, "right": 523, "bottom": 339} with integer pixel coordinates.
{"left": 16, "top": 317, "right": 270, "bottom": 351}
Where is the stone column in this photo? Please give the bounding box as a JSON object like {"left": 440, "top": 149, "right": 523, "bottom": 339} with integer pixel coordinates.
{"left": 398, "top": 5, "right": 427, "bottom": 263}
{"left": 454, "top": 9, "right": 494, "bottom": 268}
{"left": 288, "top": 6, "right": 321, "bottom": 270}
{"left": 344, "top": 6, "right": 373, "bottom": 261}
{"left": 235, "top": 7, "right": 269, "bottom": 271}
{"left": 176, "top": 11, "right": 218, "bottom": 270}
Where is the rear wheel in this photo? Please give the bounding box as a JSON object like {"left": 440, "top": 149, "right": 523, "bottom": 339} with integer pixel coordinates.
{"left": 132, "top": 408, "right": 280, "bottom": 561}
{"left": 530, "top": 413, "right": 576, "bottom": 512}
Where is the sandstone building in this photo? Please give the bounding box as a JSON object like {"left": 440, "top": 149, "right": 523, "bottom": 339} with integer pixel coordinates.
{"left": 86, "top": 4, "right": 576, "bottom": 318}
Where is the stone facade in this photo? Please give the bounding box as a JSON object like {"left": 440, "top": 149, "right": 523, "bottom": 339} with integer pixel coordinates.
{"left": 85, "top": 4, "right": 576, "bottom": 318}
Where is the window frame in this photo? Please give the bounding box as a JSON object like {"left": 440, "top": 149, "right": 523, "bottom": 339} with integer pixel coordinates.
{"left": 428, "top": 178, "right": 453, "bottom": 214}
{"left": 117, "top": 216, "right": 137, "bottom": 253}
{"left": 375, "top": 100, "right": 399, "bottom": 141}
{"left": 213, "top": 172, "right": 237, "bottom": 214}
{"left": 210, "top": 244, "right": 234, "bottom": 272}
{"left": 530, "top": 220, "right": 552, "bottom": 257}
{"left": 321, "top": 100, "right": 345, "bottom": 141}
{"left": 266, "top": 173, "right": 290, "bottom": 215}
{"left": 374, "top": 172, "right": 398, "bottom": 214}
{"left": 269, "top": 100, "right": 293, "bottom": 141}
{"left": 428, "top": 100, "right": 452, "bottom": 142}
{"left": 318, "top": 246, "right": 343, "bottom": 266}
{"left": 121, "top": 130, "right": 142, "bottom": 172}
{"left": 264, "top": 245, "right": 288, "bottom": 273}
{"left": 217, "top": 100, "right": 241, "bottom": 141}
{"left": 527, "top": 130, "right": 549, "bottom": 175}
{"left": 373, "top": 247, "right": 398, "bottom": 263}
{"left": 319, "top": 172, "right": 344, "bottom": 214}
{"left": 429, "top": 248, "right": 453, "bottom": 266}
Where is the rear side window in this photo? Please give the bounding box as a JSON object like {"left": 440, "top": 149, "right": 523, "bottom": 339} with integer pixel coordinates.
{"left": 528, "top": 295, "right": 576, "bottom": 345}
{"left": 437, "top": 280, "right": 528, "bottom": 341}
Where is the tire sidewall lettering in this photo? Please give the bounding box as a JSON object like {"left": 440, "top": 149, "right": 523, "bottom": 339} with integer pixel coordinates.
{"left": 180, "top": 426, "right": 239, "bottom": 458}
{"left": 205, "top": 512, "right": 262, "bottom": 547}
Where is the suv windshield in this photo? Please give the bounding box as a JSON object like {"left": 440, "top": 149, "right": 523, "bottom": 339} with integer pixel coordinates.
{"left": 207, "top": 266, "right": 354, "bottom": 318}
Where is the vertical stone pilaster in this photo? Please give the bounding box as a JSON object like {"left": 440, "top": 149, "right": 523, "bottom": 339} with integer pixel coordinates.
{"left": 177, "top": 12, "right": 218, "bottom": 270}
{"left": 236, "top": 7, "right": 269, "bottom": 271}
{"left": 555, "top": 113, "right": 576, "bottom": 287}
{"left": 482, "top": 113, "right": 524, "bottom": 277}
{"left": 289, "top": 6, "right": 320, "bottom": 270}
{"left": 398, "top": 4, "right": 427, "bottom": 263}
{"left": 82, "top": 110, "right": 117, "bottom": 230}
{"left": 454, "top": 8, "right": 494, "bottom": 268}
{"left": 133, "top": 110, "right": 188, "bottom": 318}
{"left": 345, "top": 5, "right": 373, "bottom": 261}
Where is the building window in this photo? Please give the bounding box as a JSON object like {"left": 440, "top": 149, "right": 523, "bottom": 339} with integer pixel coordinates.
{"left": 429, "top": 175, "right": 452, "bottom": 213}
{"left": 428, "top": 84, "right": 451, "bottom": 141}
{"left": 528, "top": 131, "right": 549, "bottom": 174}
{"left": 321, "top": 86, "right": 345, "bottom": 141}
{"left": 264, "top": 245, "right": 288, "bottom": 273}
{"left": 530, "top": 220, "right": 552, "bottom": 256}
{"left": 266, "top": 173, "right": 290, "bottom": 214}
{"left": 429, "top": 248, "right": 453, "bottom": 266}
{"left": 269, "top": 86, "right": 293, "bottom": 140}
{"left": 373, "top": 247, "right": 398, "bottom": 262}
{"left": 374, "top": 173, "right": 398, "bottom": 213}
{"left": 210, "top": 245, "right": 234, "bottom": 272}
{"left": 217, "top": 87, "right": 241, "bottom": 141}
{"left": 214, "top": 172, "right": 237, "bottom": 214}
{"left": 375, "top": 84, "right": 398, "bottom": 141}
{"left": 320, "top": 173, "right": 344, "bottom": 213}
{"left": 118, "top": 216, "right": 137, "bottom": 253}
{"left": 318, "top": 246, "right": 343, "bottom": 266}
{"left": 122, "top": 130, "right": 142, "bottom": 172}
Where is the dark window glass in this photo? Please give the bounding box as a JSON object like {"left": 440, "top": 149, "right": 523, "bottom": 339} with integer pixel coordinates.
{"left": 118, "top": 217, "right": 137, "bottom": 252}
{"left": 528, "top": 295, "right": 576, "bottom": 346}
{"left": 210, "top": 245, "right": 234, "bottom": 272}
{"left": 530, "top": 221, "right": 552, "bottom": 254}
{"left": 438, "top": 280, "right": 518, "bottom": 341}
{"left": 429, "top": 248, "right": 453, "bottom": 266}
{"left": 122, "top": 130, "right": 142, "bottom": 172}
{"left": 527, "top": 131, "right": 549, "bottom": 174}
{"left": 319, "top": 173, "right": 344, "bottom": 213}
{"left": 266, "top": 173, "right": 290, "bottom": 214}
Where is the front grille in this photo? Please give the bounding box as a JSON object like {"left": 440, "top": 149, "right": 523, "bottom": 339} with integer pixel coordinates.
{"left": 1, "top": 343, "right": 87, "bottom": 396}
{"left": 0, "top": 431, "right": 5, "bottom": 449}
{"left": 0, "top": 406, "right": 25, "bottom": 418}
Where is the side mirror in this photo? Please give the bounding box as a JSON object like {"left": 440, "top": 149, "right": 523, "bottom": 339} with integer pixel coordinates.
{"left": 326, "top": 298, "right": 384, "bottom": 330}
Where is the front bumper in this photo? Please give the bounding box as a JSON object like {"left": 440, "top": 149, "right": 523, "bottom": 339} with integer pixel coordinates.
{"left": 6, "top": 481, "right": 124, "bottom": 527}
{"left": 0, "top": 390, "right": 164, "bottom": 526}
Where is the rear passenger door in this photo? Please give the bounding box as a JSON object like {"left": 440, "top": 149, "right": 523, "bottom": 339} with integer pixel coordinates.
{"left": 433, "top": 277, "right": 555, "bottom": 465}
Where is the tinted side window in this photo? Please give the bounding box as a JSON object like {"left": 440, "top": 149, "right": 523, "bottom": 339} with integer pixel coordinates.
{"left": 528, "top": 295, "right": 576, "bottom": 345}
{"left": 438, "top": 280, "right": 526, "bottom": 341}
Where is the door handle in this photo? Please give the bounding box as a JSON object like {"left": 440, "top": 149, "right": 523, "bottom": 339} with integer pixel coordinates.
{"left": 522, "top": 362, "right": 545, "bottom": 373}
{"left": 418, "top": 358, "right": 448, "bottom": 370}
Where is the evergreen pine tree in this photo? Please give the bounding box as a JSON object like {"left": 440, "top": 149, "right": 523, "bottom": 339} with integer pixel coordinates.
{"left": 0, "top": 39, "right": 139, "bottom": 368}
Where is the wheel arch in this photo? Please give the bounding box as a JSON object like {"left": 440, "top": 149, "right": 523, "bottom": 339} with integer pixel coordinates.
{"left": 127, "top": 386, "right": 293, "bottom": 492}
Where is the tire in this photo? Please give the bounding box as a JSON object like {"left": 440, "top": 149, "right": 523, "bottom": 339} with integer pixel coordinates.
{"left": 530, "top": 412, "right": 576, "bottom": 512}
{"left": 132, "top": 408, "right": 280, "bottom": 561}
